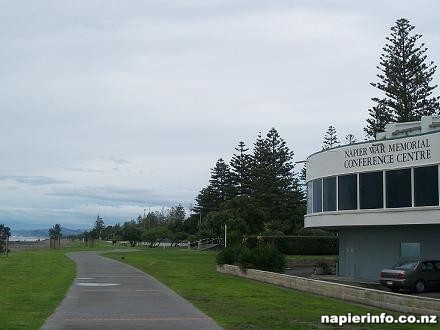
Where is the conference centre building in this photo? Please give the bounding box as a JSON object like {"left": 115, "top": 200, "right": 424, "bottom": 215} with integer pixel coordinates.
{"left": 304, "top": 115, "right": 440, "bottom": 281}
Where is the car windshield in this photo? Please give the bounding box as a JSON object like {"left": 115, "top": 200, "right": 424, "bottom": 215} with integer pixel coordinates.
{"left": 393, "top": 261, "right": 418, "bottom": 270}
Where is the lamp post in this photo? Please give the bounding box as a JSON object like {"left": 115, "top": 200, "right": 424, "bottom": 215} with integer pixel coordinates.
{"left": 194, "top": 212, "right": 202, "bottom": 250}
{"left": 224, "top": 223, "right": 227, "bottom": 248}
{"left": 99, "top": 216, "right": 103, "bottom": 239}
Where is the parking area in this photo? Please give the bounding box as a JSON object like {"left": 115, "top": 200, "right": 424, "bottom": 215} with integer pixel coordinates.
{"left": 284, "top": 267, "right": 440, "bottom": 299}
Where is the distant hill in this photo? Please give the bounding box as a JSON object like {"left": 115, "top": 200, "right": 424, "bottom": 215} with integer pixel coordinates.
{"left": 12, "top": 227, "right": 85, "bottom": 238}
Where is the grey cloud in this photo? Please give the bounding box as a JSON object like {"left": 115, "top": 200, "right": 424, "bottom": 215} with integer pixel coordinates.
{"left": 0, "top": 1, "right": 439, "bottom": 228}
{"left": 111, "top": 158, "right": 131, "bottom": 165}
{"left": 47, "top": 185, "right": 194, "bottom": 206}
{"left": 63, "top": 166, "right": 105, "bottom": 173}
{"left": 0, "top": 206, "right": 108, "bottom": 230}
{"left": 0, "top": 175, "right": 69, "bottom": 186}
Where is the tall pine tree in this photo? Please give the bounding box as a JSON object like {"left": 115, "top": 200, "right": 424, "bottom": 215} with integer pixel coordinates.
{"left": 230, "top": 141, "right": 253, "bottom": 196}
{"left": 194, "top": 159, "right": 236, "bottom": 216}
{"left": 194, "top": 186, "right": 217, "bottom": 215}
{"left": 365, "top": 18, "right": 440, "bottom": 137}
{"left": 251, "top": 128, "right": 304, "bottom": 233}
{"left": 322, "top": 126, "right": 340, "bottom": 150}
{"left": 193, "top": 129, "right": 306, "bottom": 235}
{"left": 365, "top": 98, "right": 394, "bottom": 138}
{"left": 209, "top": 158, "right": 236, "bottom": 202}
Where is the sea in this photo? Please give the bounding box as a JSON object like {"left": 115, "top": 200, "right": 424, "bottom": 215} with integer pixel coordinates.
{"left": 9, "top": 235, "right": 48, "bottom": 242}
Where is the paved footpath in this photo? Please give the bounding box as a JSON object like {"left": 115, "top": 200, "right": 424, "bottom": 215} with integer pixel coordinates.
{"left": 42, "top": 251, "right": 222, "bottom": 330}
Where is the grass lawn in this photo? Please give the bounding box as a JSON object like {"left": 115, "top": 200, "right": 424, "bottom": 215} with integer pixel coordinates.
{"left": 0, "top": 249, "right": 75, "bottom": 330}
{"left": 0, "top": 240, "right": 126, "bottom": 330}
{"left": 106, "top": 249, "right": 435, "bottom": 330}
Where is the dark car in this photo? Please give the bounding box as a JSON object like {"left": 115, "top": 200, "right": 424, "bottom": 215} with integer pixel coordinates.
{"left": 379, "top": 260, "right": 440, "bottom": 293}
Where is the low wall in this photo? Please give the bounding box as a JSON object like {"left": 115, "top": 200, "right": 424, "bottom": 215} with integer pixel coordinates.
{"left": 217, "top": 264, "right": 440, "bottom": 316}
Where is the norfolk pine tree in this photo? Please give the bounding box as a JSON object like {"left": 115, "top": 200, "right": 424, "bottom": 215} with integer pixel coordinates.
{"left": 365, "top": 18, "right": 440, "bottom": 137}
{"left": 365, "top": 98, "right": 394, "bottom": 138}
{"left": 345, "top": 134, "right": 357, "bottom": 145}
{"left": 230, "top": 141, "right": 253, "bottom": 196}
{"left": 94, "top": 214, "right": 105, "bottom": 239}
{"left": 251, "top": 128, "right": 304, "bottom": 233}
{"left": 194, "top": 129, "right": 305, "bottom": 235}
{"left": 209, "top": 158, "right": 236, "bottom": 203}
{"left": 322, "top": 126, "right": 340, "bottom": 150}
{"left": 194, "top": 186, "right": 218, "bottom": 215}
{"left": 194, "top": 158, "right": 236, "bottom": 216}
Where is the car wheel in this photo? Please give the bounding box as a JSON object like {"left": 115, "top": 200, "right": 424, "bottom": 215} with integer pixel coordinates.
{"left": 414, "top": 280, "right": 425, "bottom": 293}
{"left": 390, "top": 287, "right": 400, "bottom": 293}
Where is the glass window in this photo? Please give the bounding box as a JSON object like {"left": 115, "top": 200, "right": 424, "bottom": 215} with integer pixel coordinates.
{"left": 307, "top": 181, "right": 313, "bottom": 214}
{"left": 386, "top": 169, "right": 411, "bottom": 208}
{"left": 400, "top": 242, "right": 420, "bottom": 258}
{"left": 414, "top": 165, "right": 439, "bottom": 207}
{"left": 312, "top": 179, "right": 322, "bottom": 213}
{"left": 421, "top": 262, "right": 435, "bottom": 272}
{"left": 338, "top": 174, "right": 357, "bottom": 210}
{"left": 323, "top": 177, "right": 336, "bottom": 211}
{"left": 360, "top": 171, "right": 383, "bottom": 209}
{"left": 393, "top": 260, "right": 418, "bottom": 270}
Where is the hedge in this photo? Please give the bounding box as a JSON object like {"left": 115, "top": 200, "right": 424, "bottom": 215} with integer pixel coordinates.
{"left": 243, "top": 236, "right": 338, "bottom": 255}
{"left": 217, "top": 245, "right": 287, "bottom": 273}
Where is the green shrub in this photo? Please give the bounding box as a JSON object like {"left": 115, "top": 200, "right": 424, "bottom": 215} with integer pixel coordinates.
{"left": 237, "top": 247, "right": 254, "bottom": 271}
{"left": 216, "top": 246, "right": 242, "bottom": 265}
{"left": 250, "top": 246, "right": 286, "bottom": 273}
{"left": 314, "top": 261, "right": 331, "bottom": 275}
{"left": 217, "top": 245, "right": 287, "bottom": 273}
{"left": 297, "top": 228, "right": 335, "bottom": 236}
{"left": 244, "top": 236, "right": 338, "bottom": 255}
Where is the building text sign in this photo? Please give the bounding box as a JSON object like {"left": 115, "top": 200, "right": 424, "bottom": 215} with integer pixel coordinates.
{"left": 344, "top": 138, "right": 431, "bottom": 169}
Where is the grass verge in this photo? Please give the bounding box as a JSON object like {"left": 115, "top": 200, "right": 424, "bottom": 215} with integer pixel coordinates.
{"left": 0, "top": 240, "right": 129, "bottom": 329}
{"left": 0, "top": 249, "right": 75, "bottom": 330}
{"left": 106, "top": 249, "right": 435, "bottom": 330}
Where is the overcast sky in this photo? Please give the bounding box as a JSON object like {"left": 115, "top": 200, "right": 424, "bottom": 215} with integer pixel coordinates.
{"left": 1, "top": 1, "right": 440, "bottom": 230}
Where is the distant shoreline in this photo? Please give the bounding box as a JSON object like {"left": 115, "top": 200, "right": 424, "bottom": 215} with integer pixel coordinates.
{"left": 9, "top": 235, "right": 48, "bottom": 242}
{"left": 8, "top": 238, "right": 75, "bottom": 252}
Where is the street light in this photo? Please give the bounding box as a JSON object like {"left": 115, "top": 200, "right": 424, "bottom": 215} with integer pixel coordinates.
{"left": 224, "top": 223, "right": 227, "bottom": 248}
{"left": 97, "top": 215, "right": 103, "bottom": 240}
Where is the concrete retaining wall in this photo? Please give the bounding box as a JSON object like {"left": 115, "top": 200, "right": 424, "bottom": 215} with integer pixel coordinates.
{"left": 217, "top": 264, "right": 440, "bottom": 316}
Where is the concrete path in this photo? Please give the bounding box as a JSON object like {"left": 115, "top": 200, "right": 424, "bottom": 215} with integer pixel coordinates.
{"left": 42, "top": 251, "right": 222, "bottom": 330}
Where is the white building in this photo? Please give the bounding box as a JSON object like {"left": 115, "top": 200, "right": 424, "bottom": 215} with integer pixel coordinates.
{"left": 304, "top": 116, "right": 440, "bottom": 281}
